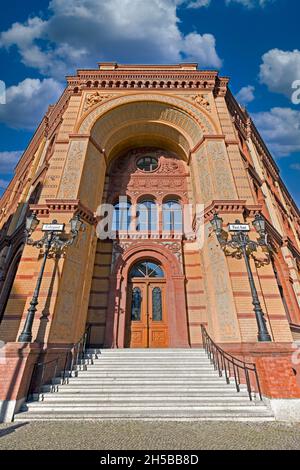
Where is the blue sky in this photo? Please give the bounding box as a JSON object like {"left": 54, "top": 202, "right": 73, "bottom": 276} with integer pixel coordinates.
{"left": 0, "top": 0, "right": 299, "bottom": 205}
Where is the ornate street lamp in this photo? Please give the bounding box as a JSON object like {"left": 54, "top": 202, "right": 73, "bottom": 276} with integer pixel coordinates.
{"left": 18, "top": 214, "right": 85, "bottom": 343}
{"left": 211, "top": 212, "right": 272, "bottom": 342}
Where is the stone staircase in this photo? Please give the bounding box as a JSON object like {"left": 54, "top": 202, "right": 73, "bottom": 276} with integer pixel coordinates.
{"left": 15, "top": 349, "right": 274, "bottom": 421}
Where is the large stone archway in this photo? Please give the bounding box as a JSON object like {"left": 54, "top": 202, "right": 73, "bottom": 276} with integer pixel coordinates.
{"left": 59, "top": 93, "right": 239, "bottom": 349}
{"left": 104, "top": 242, "right": 189, "bottom": 349}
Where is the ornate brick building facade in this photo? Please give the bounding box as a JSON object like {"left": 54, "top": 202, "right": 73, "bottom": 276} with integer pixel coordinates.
{"left": 0, "top": 63, "right": 300, "bottom": 421}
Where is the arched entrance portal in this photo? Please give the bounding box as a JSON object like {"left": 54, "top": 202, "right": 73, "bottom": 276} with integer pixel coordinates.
{"left": 126, "top": 260, "right": 168, "bottom": 348}
{"left": 104, "top": 243, "right": 189, "bottom": 349}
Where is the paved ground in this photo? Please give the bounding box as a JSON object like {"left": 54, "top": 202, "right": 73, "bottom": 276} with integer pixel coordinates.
{"left": 0, "top": 421, "right": 300, "bottom": 450}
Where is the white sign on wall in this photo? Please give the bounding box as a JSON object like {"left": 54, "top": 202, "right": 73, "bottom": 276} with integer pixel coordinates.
{"left": 42, "top": 224, "right": 65, "bottom": 232}
{"left": 228, "top": 224, "right": 250, "bottom": 232}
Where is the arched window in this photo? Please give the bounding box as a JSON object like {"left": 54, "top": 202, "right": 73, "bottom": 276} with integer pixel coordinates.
{"left": 163, "top": 199, "right": 183, "bottom": 233}
{"left": 137, "top": 199, "right": 158, "bottom": 232}
{"left": 112, "top": 199, "right": 131, "bottom": 231}
{"left": 129, "top": 260, "right": 164, "bottom": 279}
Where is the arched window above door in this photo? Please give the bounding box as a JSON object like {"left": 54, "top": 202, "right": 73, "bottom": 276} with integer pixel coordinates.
{"left": 129, "top": 260, "right": 164, "bottom": 279}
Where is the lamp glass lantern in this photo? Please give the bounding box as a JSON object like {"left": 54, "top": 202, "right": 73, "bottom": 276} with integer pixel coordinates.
{"left": 252, "top": 213, "right": 266, "bottom": 236}
{"left": 26, "top": 213, "right": 40, "bottom": 233}
{"left": 70, "top": 214, "right": 82, "bottom": 233}
{"left": 211, "top": 213, "right": 223, "bottom": 234}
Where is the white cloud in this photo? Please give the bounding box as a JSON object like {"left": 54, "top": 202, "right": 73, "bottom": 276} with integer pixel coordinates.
{"left": 0, "top": 151, "right": 23, "bottom": 192}
{"left": 185, "top": 0, "right": 211, "bottom": 7}
{"left": 252, "top": 107, "right": 300, "bottom": 157}
{"left": 0, "top": 78, "right": 63, "bottom": 130}
{"left": 0, "top": 151, "right": 23, "bottom": 174}
{"left": 259, "top": 49, "right": 300, "bottom": 98}
{"left": 0, "top": 0, "right": 222, "bottom": 79}
{"left": 236, "top": 85, "right": 255, "bottom": 105}
{"left": 290, "top": 163, "right": 300, "bottom": 171}
{"left": 226, "top": 0, "right": 273, "bottom": 7}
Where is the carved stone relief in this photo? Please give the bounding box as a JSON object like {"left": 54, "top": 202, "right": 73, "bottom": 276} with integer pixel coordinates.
{"left": 192, "top": 94, "right": 211, "bottom": 112}
{"left": 203, "top": 224, "right": 241, "bottom": 342}
{"left": 58, "top": 140, "right": 87, "bottom": 199}
{"left": 84, "top": 92, "right": 118, "bottom": 112}
{"left": 207, "top": 141, "right": 237, "bottom": 200}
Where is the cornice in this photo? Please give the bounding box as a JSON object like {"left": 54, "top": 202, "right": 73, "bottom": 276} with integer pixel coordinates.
{"left": 66, "top": 67, "right": 229, "bottom": 97}
{"left": 30, "top": 199, "right": 96, "bottom": 225}
{"left": 203, "top": 200, "right": 264, "bottom": 223}
{"left": 189, "top": 134, "right": 226, "bottom": 159}
{"left": 204, "top": 200, "right": 247, "bottom": 221}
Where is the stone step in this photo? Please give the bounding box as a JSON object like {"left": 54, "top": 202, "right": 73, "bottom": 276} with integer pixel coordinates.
{"left": 22, "top": 402, "right": 269, "bottom": 412}
{"left": 78, "top": 364, "right": 216, "bottom": 373}
{"left": 35, "top": 391, "right": 255, "bottom": 401}
{"left": 52, "top": 374, "right": 232, "bottom": 386}
{"left": 15, "top": 414, "right": 275, "bottom": 422}
{"left": 39, "top": 394, "right": 252, "bottom": 402}
{"left": 86, "top": 349, "right": 206, "bottom": 353}
{"left": 85, "top": 352, "right": 207, "bottom": 358}
{"left": 70, "top": 370, "right": 219, "bottom": 376}
{"left": 71, "top": 372, "right": 218, "bottom": 378}
{"left": 41, "top": 386, "right": 247, "bottom": 395}
{"left": 15, "top": 413, "right": 274, "bottom": 423}
{"left": 81, "top": 360, "right": 213, "bottom": 365}
{"left": 15, "top": 348, "right": 272, "bottom": 422}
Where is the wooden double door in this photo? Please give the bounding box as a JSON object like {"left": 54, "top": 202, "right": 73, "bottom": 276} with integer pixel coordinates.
{"left": 126, "top": 278, "right": 168, "bottom": 348}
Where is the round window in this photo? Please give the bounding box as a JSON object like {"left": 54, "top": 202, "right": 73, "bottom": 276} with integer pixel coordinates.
{"left": 137, "top": 156, "right": 158, "bottom": 172}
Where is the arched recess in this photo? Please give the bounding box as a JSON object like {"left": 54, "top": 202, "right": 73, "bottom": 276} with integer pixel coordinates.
{"left": 102, "top": 121, "right": 191, "bottom": 162}
{"left": 104, "top": 242, "right": 189, "bottom": 349}
{"left": 75, "top": 94, "right": 220, "bottom": 171}
{"left": 0, "top": 245, "right": 24, "bottom": 325}
{"left": 78, "top": 93, "right": 219, "bottom": 141}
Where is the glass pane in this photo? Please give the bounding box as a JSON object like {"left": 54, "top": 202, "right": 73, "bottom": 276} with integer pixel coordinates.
{"left": 137, "top": 157, "right": 158, "bottom": 172}
{"left": 163, "top": 201, "right": 182, "bottom": 233}
{"left": 130, "top": 262, "right": 147, "bottom": 278}
{"left": 137, "top": 201, "right": 158, "bottom": 232}
{"left": 147, "top": 262, "right": 164, "bottom": 278}
{"left": 112, "top": 201, "right": 131, "bottom": 231}
{"left": 152, "top": 287, "right": 162, "bottom": 321}
{"left": 131, "top": 287, "right": 142, "bottom": 321}
{"left": 130, "top": 261, "right": 164, "bottom": 279}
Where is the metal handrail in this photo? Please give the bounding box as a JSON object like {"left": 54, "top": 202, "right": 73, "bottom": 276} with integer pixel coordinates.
{"left": 27, "top": 325, "right": 92, "bottom": 400}
{"left": 201, "top": 325, "right": 262, "bottom": 401}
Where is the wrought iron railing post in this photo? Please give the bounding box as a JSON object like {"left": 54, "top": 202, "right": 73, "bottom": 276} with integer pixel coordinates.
{"left": 27, "top": 325, "right": 92, "bottom": 402}
{"left": 200, "top": 324, "right": 262, "bottom": 401}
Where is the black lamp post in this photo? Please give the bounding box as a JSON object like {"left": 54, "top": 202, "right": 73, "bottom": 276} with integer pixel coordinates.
{"left": 211, "top": 212, "right": 272, "bottom": 343}
{"left": 18, "top": 214, "right": 84, "bottom": 343}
